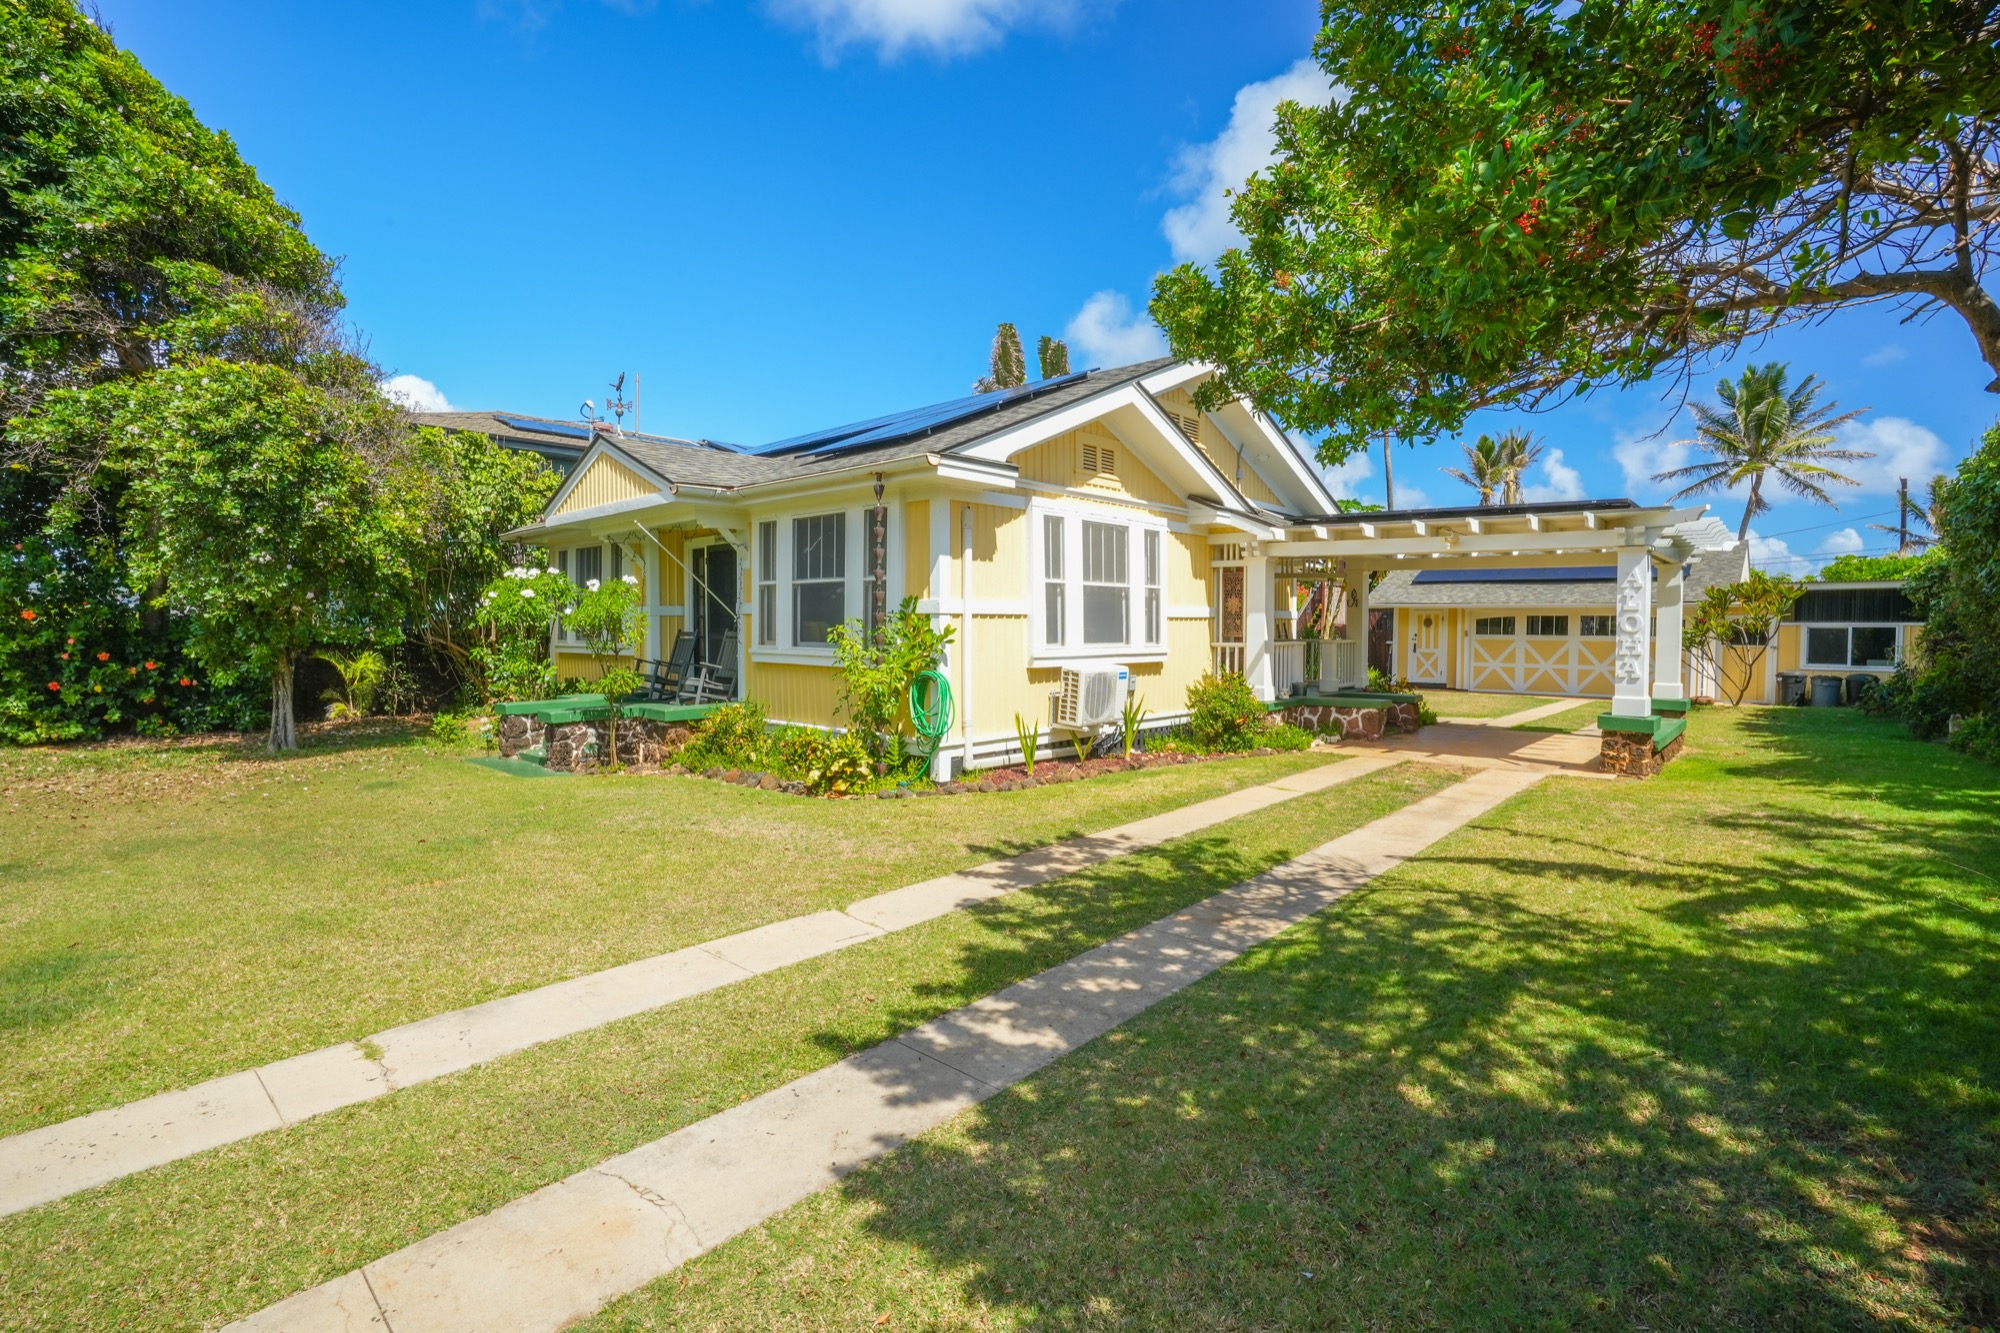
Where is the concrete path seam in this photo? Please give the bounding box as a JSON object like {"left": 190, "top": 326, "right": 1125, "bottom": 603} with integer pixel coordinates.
{"left": 1438, "top": 697, "right": 1590, "bottom": 728}
{"left": 222, "top": 768, "right": 1542, "bottom": 1333}
{"left": 0, "top": 751, "right": 1409, "bottom": 1218}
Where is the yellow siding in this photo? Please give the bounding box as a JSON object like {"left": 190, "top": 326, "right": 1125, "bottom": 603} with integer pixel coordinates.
{"left": 742, "top": 661, "right": 842, "bottom": 728}
{"left": 555, "top": 454, "right": 656, "bottom": 516}
{"left": 1013, "top": 428, "right": 1180, "bottom": 507}
{"left": 1168, "top": 532, "right": 1208, "bottom": 606}
{"left": 1776, "top": 624, "right": 1802, "bottom": 673}
{"left": 967, "top": 503, "right": 1027, "bottom": 603}
{"left": 960, "top": 615, "right": 1216, "bottom": 744}
{"left": 904, "top": 500, "right": 931, "bottom": 600}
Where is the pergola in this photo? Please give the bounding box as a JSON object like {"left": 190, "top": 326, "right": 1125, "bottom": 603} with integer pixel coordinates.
{"left": 1194, "top": 499, "right": 1727, "bottom": 718}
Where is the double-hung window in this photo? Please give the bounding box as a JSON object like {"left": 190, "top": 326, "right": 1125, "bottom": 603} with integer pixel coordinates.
{"left": 1042, "top": 515, "right": 1066, "bottom": 647}
{"left": 1080, "top": 521, "right": 1129, "bottom": 645}
{"left": 755, "top": 522, "right": 778, "bottom": 647}
{"left": 1807, "top": 625, "right": 1898, "bottom": 667}
{"left": 1142, "top": 530, "right": 1162, "bottom": 646}
{"left": 792, "top": 512, "right": 846, "bottom": 647}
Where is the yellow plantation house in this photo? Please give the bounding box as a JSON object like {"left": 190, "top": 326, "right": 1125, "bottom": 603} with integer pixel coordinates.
{"left": 502, "top": 360, "right": 1726, "bottom": 776}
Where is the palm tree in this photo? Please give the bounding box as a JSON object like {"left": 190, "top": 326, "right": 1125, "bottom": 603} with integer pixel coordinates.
{"left": 1442, "top": 435, "right": 1507, "bottom": 505}
{"left": 1493, "top": 430, "right": 1546, "bottom": 504}
{"left": 1655, "top": 363, "right": 1871, "bottom": 540}
{"left": 1866, "top": 473, "right": 1945, "bottom": 552}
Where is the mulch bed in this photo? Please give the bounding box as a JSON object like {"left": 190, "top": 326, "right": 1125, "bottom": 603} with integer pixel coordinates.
{"left": 649, "top": 743, "right": 1314, "bottom": 799}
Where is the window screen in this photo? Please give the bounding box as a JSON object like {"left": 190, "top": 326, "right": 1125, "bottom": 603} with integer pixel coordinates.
{"left": 1143, "top": 529, "right": 1162, "bottom": 646}
{"left": 1850, "top": 626, "right": 1897, "bottom": 665}
{"left": 1042, "top": 515, "right": 1065, "bottom": 647}
{"left": 755, "top": 521, "right": 777, "bottom": 647}
{"left": 1474, "top": 616, "right": 1516, "bottom": 636}
{"left": 1806, "top": 627, "right": 1849, "bottom": 665}
{"left": 1081, "top": 520, "right": 1128, "bottom": 645}
{"left": 792, "top": 513, "right": 845, "bottom": 646}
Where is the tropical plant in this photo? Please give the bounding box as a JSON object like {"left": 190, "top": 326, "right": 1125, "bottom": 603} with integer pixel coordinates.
{"left": 1442, "top": 436, "right": 1506, "bottom": 505}
{"left": 1867, "top": 475, "right": 1948, "bottom": 554}
{"left": 1682, "top": 571, "right": 1806, "bottom": 706}
{"left": 1494, "top": 431, "right": 1546, "bottom": 504}
{"left": 319, "top": 649, "right": 386, "bottom": 720}
{"left": 1120, "top": 692, "right": 1149, "bottom": 759}
{"left": 1037, "top": 336, "right": 1071, "bottom": 380}
{"left": 1186, "top": 670, "right": 1265, "bottom": 753}
{"left": 1655, "top": 364, "right": 1871, "bottom": 541}
{"left": 1817, "top": 551, "right": 1942, "bottom": 583}
{"left": 973, "top": 323, "right": 1027, "bottom": 393}
{"left": 1149, "top": 4, "right": 2000, "bottom": 459}
{"left": 827, "top": 596, "right": 955, "bottom": 763}
{"left": 1013, "top": 712, "right": 1039, "bottom": 776}
{"left": 473, "top": 564, "right": 578, "bottom": 702}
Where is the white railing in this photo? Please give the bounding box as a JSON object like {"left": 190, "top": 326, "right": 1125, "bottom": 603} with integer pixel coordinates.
{"left": 1329, "top": 638, "right": 1367, "bottom": 691}
{"left": 1212, "top": 643, "right": 1245, "bottom": 676}
{"left": 1271, "top": 639, "right": 1313, "bottom": 698}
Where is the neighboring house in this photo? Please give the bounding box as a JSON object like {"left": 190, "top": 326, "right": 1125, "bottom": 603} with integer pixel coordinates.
{"left": 506, "top": 359, "right": 1724, "bottom": 775}
{"left": 1372, "top": 536, "right": 1744, "bottom": 698}
{"left": 405, "top": 409, "right": 666, "bottom": 476}
{"left": 1762, "top": 579, "right": 1924, "bottom": 700}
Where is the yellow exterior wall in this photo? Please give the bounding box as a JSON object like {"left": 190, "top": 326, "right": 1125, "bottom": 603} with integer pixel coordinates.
{"left": 904, "top": 500, "right": 931, "bottom": 600}
{"left": 967, "top": 503, "right": 1028, "bottom": 602}
{"left": 742, "top": 661, "right": 843, "bottom": 727}
{"left": 1014, "top": 427, "right": 1180, "bottom": 508}
{"left": 554, "top": 454, "right": 656, "bottom": 516}
{"left": 958, "top": 614, "right": 1215, "bottom": 746}
{"left": 1169, "top": 532, "right": 1208, "bottom": 607}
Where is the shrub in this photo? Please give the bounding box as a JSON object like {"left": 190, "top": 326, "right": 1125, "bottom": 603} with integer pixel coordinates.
{"left": 682, "top": 701, "right": 770, "bottom": 768}
{"left": 1864, "top": 665, "right": 1956, "bottom": 740}
{"left": 775, "top": 727, "right": 874, "bottom": 795}
{"left": 1264, "top": 722, "right": 1315, "bottom": 752}
{"left": 430, "top": 710, "right": 470, "bottom": 743}
{"left": 827, "top": 596, "right": 955, "bottom": 761}
{"left": 319, "top": 648, "right": 386, "bottom": 720}
{"left": 1186, "top": 671, "right": 1265, "bottom": 752}
{"left": 1949, "top": 713, "right": 2000, "bottom": 764}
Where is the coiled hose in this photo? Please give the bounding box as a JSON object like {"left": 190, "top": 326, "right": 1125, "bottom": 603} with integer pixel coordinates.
{"left": 909, "top": 669, "right": 955, "bottom": 770}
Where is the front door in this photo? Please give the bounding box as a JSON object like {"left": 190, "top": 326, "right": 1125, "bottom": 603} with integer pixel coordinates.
{"left": 691, "top": 543, "right": 739, "bottom": 688}
{"left": 1408, "top": 611, "right": 1445, "bottom": 684}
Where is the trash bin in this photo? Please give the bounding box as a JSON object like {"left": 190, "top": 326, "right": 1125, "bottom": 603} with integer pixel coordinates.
{"left": 1846, "top": 673, "right": 1877, "bottom": 706}
{"left": 1777, "top": 672, "right": 1807, "bottom": 706}
{"left": 1810, "top": 675, "right": 1845, "bottom": 708}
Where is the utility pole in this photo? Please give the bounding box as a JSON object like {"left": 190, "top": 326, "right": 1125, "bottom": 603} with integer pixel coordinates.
{"left": 1897, "top": 476, "right": 1910, "bottom": 554}
{"left": 1381, "top": 432, "right": 1396, "bottom": 511}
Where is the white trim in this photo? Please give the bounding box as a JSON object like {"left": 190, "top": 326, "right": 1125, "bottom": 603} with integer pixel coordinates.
{"left": 915, "top": 597, "right": 1032, "bottom": 616}
{"left": 955, "top": 383, "right": 1244, "bottom": 506}
{"left": 540, "top": 438, "right": 671, "bottom": 521}
{"left": 1026, "top": 496, "right": 1169, "bottom": 662}
{"left": 749, "top": 647, "right": 839, "bottom": 667}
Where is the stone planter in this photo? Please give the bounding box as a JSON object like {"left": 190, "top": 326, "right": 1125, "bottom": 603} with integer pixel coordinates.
{"left": 1278, "top": 700, "right": 1420, "bottom": 742}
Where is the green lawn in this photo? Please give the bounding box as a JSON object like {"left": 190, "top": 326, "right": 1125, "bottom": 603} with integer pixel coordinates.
{"left": 1510, "top": 700, "right": 1606, "bottom": 733}
{"left": 0, "top": 723, "right": 1333, "bottom": 1136}
{"left": 580, "top": 707, "right": 2000, "bottom": 1333}
{"left": 1423, "top": 689, "right": 1560, "bottom": 718}
{"left": 0, "top": 762, "right": 1459, "bottom": 1333}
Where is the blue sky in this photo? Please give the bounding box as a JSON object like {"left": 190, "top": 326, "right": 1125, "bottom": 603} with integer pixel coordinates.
{"left": 105, "top": 0, "right": 1998, "bottom": 572}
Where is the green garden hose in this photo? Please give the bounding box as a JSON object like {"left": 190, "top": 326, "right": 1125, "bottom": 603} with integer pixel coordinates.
{"left": 909, "top": 669, "right": 955, "bottom": 768}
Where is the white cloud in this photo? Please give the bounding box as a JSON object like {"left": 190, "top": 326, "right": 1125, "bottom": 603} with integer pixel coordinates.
{"left": 1611, "top": 424, "right": 1691, "bottom": 499}
{"left": 1064, "top": 290, "right": 1168, "bottom": 367}
{"left": 1820, "top": 526, "right": 1864, "bottom": 556}
{"left": 1835, "top": 416, "right": 1946, "bottom": 494}
{"left": 767, "top": 0, "right": 1100, "bottom": 59}
{"left": 381, "top": 374, "right": 455, "bottom": 413}
{"left": 1861, "top": 344, "right": 1909, "bottom": 369}
{"left": 1521, "top": 447, "right": 1586, "bottom": 503}
{"left": 1161, "top": 59, "right": 1340, "bottom": 265}
{"left": 1315, "top": 441, "right": 1371, "bottom": 500}
{"left": 1746, "top": 529, "right": 1801, "bottom": 573}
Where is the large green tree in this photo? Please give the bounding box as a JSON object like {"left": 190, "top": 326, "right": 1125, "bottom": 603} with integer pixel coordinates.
{"left": 0, "top": 0, "right": 335, "bottom": 420}
{"left": 1152, "top": 1, "right": 2000, "bottom": 458}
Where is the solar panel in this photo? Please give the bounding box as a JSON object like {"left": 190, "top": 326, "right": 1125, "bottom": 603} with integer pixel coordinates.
{"left": 494, "top": 415, "right": 593, "bottom": 441}
{"left": 751, "top": 371, "right": 1090, "bottom": 457}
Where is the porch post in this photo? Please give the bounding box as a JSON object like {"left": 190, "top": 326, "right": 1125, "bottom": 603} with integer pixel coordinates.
{"left": 1653, "top": 556, "right": 1685, "bottom": 701}
{"left": 1348, "top": 570, "right": 1371, "bottom": 690}
{"left": 1611, "top": 546, "right": 1653, "bottom": 717}
{"left": 642, "top": 536, "right": 662, "bottom": 660}
{"left": 1243, "top": 551, "right": 1275, "bottom": 701}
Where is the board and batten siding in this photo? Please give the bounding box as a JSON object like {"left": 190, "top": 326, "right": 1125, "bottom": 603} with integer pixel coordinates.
{"left": 554, "top": 454, "right": 656, "bottom": 517}
{"left": 1155, "top": 387, "right": 1283, "bottom": 508}
{"left": 1013, "top": 427, "right": 1181, "bottom": 509}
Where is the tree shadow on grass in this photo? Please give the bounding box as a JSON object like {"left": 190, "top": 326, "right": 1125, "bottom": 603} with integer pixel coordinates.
{"left": 778, "top": 744, "right": 2000, "bottom": 1331}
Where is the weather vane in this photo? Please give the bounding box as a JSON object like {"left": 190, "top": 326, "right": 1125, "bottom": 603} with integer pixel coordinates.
{"left": 606, "top": 372, "right": 633, "bottom": 432}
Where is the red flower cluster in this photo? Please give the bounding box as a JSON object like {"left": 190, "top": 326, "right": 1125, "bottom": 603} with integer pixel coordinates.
{"left": 179, "top": 677, "right": 192, "bottom": 687}
{"left": 46, "top": 681, "right": 60, "bottom": 692}
{"left": 19, "top": 609, "right": 34, "bottom": 621}
{"left": 96, "top": 651, "right": 110, "bottom": 662}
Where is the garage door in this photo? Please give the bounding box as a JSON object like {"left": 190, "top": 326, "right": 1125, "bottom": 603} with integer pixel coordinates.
{"left": 1465, "top": 611, "right": 1613, "bottom": 697}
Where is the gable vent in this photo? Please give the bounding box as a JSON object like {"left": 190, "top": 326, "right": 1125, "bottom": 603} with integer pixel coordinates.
{"left": 1079, "top": 441, "right": 1117, "bottom": 477}
{"left": 1161, "top": 409, "right": 1201, "bottom": 446}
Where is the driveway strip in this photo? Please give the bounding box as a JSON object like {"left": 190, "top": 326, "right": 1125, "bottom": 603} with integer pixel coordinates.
{"left": 225, "top": 766, "right": 1543, "bottom": 1333}
{"left": 0, "top": 751, "right": 1406, "bottom": 1218}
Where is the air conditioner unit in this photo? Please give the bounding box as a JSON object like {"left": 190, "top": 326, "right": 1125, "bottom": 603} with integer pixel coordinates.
{"left": 1054, "top": 665, "right": 1129, "bottom": 730}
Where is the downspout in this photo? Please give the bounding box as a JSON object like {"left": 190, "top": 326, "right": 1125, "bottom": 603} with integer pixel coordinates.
{"left": 871, "top": 473, "right": 888, "bottom": 633}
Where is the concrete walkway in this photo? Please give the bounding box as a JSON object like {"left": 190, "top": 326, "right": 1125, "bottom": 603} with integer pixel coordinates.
{"left": 1437, "top": 696, "right": 1592, "bottom": 729}
{"left": 0, "top": 751, "right": 1409, "bottom": 1218}
{"left": 1375, "top": 721, "right": 1609, "bottom": 777}
{"left": 226, "top": 766, "right": 1543, "bottom": 1333}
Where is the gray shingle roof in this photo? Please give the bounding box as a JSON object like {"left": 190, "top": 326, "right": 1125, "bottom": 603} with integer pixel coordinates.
{"left": 1370, "top": 544, "right": 1748, "bottom": 609}
{"left": 543, "top": 360, "right": 1184, "bottom": 497}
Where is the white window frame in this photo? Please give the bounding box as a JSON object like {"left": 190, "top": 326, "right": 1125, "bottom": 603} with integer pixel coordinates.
{"left": 1803, "top": 623, "right": 1902, "bottom": 669}
{"left": 552, "top": 542, "right": 609, "bottom": 647}
{"left": 755, "top": 521, "right": 778, "bottom": 648}
{"left": 746, "top": 504, "right": 884, "bottom": 666}
{"left": 1027, "top": 499, "right": 1168, "bottom": 666}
